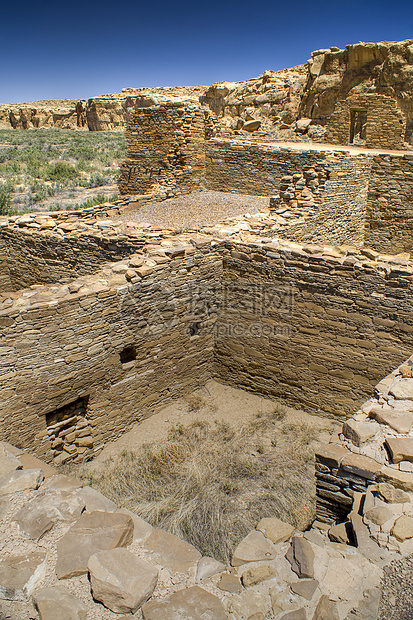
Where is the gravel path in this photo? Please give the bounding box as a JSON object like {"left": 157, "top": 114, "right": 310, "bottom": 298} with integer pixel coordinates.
{"left": 117, "top": 191, "right": 269, "bottom": 229}
{"left": 378, "top": 555, "right": 413, "bottom": 619}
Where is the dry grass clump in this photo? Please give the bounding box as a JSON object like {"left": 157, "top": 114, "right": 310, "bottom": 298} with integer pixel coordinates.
{"left": 76, "top": 407, "right": 326, "bottom": 562}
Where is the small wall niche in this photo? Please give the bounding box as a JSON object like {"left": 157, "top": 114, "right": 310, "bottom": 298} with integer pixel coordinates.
{"left": 350, "top": 109, "right": 367, "bottom": 145}
{"left": 46, "top": 396, "right": 93, "bottom": 465}
{"left": 189, "top": 322, "right": 201, "bottom": 337}
{"left": 120, "top": 345, "right": 137, "bottom": 364}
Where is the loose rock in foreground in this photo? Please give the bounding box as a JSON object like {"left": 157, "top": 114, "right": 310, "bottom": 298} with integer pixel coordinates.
{"left": 32, "top": 586, "right": 87, "bottom": 620}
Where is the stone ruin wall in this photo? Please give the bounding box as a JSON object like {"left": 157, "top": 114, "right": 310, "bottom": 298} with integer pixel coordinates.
{"left": 325, "top": 94, "right": 407, "bottom": 150}
{"left": 1, "top": 223, "right": 413, "bottom": 464}
{"left": 118, "top": 103, "right": 215, "bottom": 197}
{"left": 0, "top": 239, "right": 219, "bottom": 464}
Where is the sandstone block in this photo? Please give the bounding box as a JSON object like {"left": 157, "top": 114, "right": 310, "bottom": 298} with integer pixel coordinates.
{"left": 56, "top": 511, "right": 133, "bottom": 579}
{"left": 281, "top": 609, "right": 307, "bottom": 620}
{"left": 0, "top": 552, "right": 47, "bottom": 600}
{"left": 376, "top": 466, "right": 413, "bottom": 491}
{"left": 88, "top": 548, "right": 158, "bottom": 613}
{"left": 144, "top": 528, "right": 201, "bottom": 573}
{"left": 77, "top": 486, "right": 117, "bottom": 512}
{"left": 117, "top": 508, "right": 153, "bottom": 542}
{"left": 241, "top": 564, "right": 276, "bottom": 587}
{"left": 391, "top": 515, "right": 413, "bottom": 541}
{"left": 312, "top": 595, "right": 339, "bottom": 620}
{"left": 196, "top": 556, "right": 225, "bottom": 582}
{"left": 141, "top": 585, "right": 226, "bottom": 619}
{"left": 342, "top": 419, "right": 378, "bottom": 446}
{"left": 18, "top": 454, "right": 57, "bottom": 478}
{"left": 369, "top": 407, "right": 413, "bottom": 433}
{"left": 290, "top": 579, "right": 319, "bottom": 601}
{"left": 341, "top": 453, "right": 381, "bottom": 479}
{"left": 231, "top": 530, "right": 277, "bottom": 567}
{"left": 217, "top": 573, "right": 243, "bottom": 593}
{"left": 377, "top": 482, "right": 410, "bottom": 504}
{"left": 14, "top": 490, "right": 85, "bottom": 539}
{"left": 256, "top": 517, "right": 294, "bottom": 544}
{"left": 286, "top": 536, "right": 314, "bottom": 578}
{"left": 32, "top": 586, "right": 87, "bottom": 620}
{"left": 0, "top": 445, "right": 22, "bottom": 478}
{"left": 389, "top": 379, "right": 413, "bottom": 400}
{"left": 385, "top": 437, "right": 413, "bottom": 464}
{"left": 315, "top": 444, "right": 348, "bottom": 468}
{"left": 0, "top": 469, "right": 44, "bottom": 496}
{"left": 365, "top": 505, "right": 393, "bottom": 526}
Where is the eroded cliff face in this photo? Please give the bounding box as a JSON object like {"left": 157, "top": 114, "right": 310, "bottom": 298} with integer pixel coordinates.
{"left": 0, "top": 86, "right": 205, "bottom": 132}
{"left": 299, "top": 39, "right": 413, "bottom": 143}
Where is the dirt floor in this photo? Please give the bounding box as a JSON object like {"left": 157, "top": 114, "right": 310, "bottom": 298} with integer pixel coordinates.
{"left": 116, "top": 191, "right": 270, "bottom": 230}
{"left": 93, "top": 380, "right": 337, "bottom": 464}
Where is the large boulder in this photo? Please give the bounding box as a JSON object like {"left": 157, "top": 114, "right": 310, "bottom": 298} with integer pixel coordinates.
{"left": 88, "top": 548, "right": 158, "bottom": 613}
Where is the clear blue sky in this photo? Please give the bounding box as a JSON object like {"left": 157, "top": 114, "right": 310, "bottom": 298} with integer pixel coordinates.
{"left": 1, "top": 0, "right": 412, "bottom": 104}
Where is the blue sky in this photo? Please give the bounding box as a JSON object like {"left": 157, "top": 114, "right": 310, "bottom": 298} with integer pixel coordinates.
{"left": 1, "top": 0, "right": 412, "bottom": 104}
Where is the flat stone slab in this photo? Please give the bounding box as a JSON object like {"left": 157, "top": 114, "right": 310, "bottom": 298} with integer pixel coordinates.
{"left": 144, "top": 529, "right": 201, "bottom": 573}
{"left": 32, "top": 586, "right": 87, "bottom": 620}
{"left": 389, "top": 379, "right": 413, "bottom": 400}
{"left": 290, "top": 578, "right": 318, "bottom": 601}
{"left": 377, "top": 482, "right": 410, "bottom": 504}
{"left": 377, "top": 466, "right": 413, "bottom": 492}
{"left": 256, "top": 517, "right": 294, "bottom": 544}
{"left": 365, "top": 505, "right": 394, "bottom": 526}
{"left": 117, "top": 508, "right": 153, "bottom": 543}
{"left": 217, "top": 573, "right": 242, "bottom": 593}
{"left": 315, "top": 444, "right": 348, "bottom": 468}
{"left": 196, "top": 556, "right": 225, "bottom": 582}
{"left": 77, "top": 486, "right": 117, "bottom": 513}
{"left": 41, "top": 475, "right": 82, "bottom": 493}
{"left": 0, "top": 552, "right": 47, "bottom": 600}
{"left": 286, "top": 536, "right": 314, "bottom": 578}
{"left": 0, "top": 469, "right": 44, "bottom": 496}
{"left": 281, "top": 609, "right": 307, "bottom": 620}
{"left": 391, "top": 515, "right": 413, "bottom": 541}
{"left": 369, "top": 407, "right": 413, "bottom": 433}
{"left": 14, "top": 490, "right": 86, "bottom": 539}
{"left": 88, "top": 548, "right": 158, "bottom": 613}
{"left": 141, "top": 585, "right": 226, "bottom": 619}
{"left": 386, "top": 438, "right": 413, "bottom": 464}
{"left": 56, "top": 511, "right": 133, "bottom": 579}
{"left": 18, "top": 454, "right": 57, "bottom": 478}
{"left": 231, "top": 530, "right": 277, "bottom": 567}
{"left": 341, "top": 453, "right": 381, "bottom": 479}
{"left": 342, "top": 419, "right": 379, "bottom": 447}
{"left": 312, "top": 595, "right": 339, "bottom": 620}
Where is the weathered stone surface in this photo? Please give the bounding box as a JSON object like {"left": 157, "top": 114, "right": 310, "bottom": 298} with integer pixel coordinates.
{"left": 0, "top": 500, "right": 8, "bottom": 520}
{"left": 196, "top": 556, "right": 225, "bottom": 582}
{"left": 350, "top": 514, "right": 382, "bottom": 562}
{"left": 342, "top": 419, "right": 378, "bottom": 447}
{"left": 391, "top": 515, "right": 413, "bottom": 541}
{"left": 347, "top": 587, "right": 381, "bottom": 620}
{"left": 377, "top": 482, "right": 410, "bottom": 504}
{"left": 316, "top": 445, "right": 348, "bottom": 468}
{"left": 385, "top": 437, "right": 413, "bottom": 464}
{"left": 281, "top": 609, "right": 307, "bottom": 620}
{"left": 32, "top": 586, "right": 87, "bottom": 620}
{"left": 243, "top": 119, "right": 261, "bottom": 132}
{"left": 117, "top": 508, "right": 153, "bottom": 542}
{"left": 88, "top": 548, "right": 158, "bottom": 613}
{"left": 217, "top": 573, "right": 243, "bottom": 593}
{"left": 18, "top": 454, "right": 57, "bottom": 478}
{"left": 14, "top": 490, "right": 85, "bottom": 539}
{"left": 364, "top": 505, "right": 393, "bottom": 526}
{"left": 341, "top": 453, "right": 381, "bottom": 479}
{"left": 41, "top": 475, "right": 82, "bottom": 493}
{"left": 389, "top": 379, "right": 413, "bottom": 400}
{"left": 141, "top": 585, "right": 226, "bottom": 619}
{"left": 77, "top": 486, "right": 117, "bottom": 512}
{"left": 271, "top": 585, "right": 299, "bottom": 616}
{"left": 369, "top": 407, "right": 413, "bottom": 433}
{"left": 241, "top": 564, "right": 276, "bottom": 587}
{"left": 312, "top": 595, "right": 339, "bottom": 620}
{"left": 56, "top": 511, "right": 133, "bottom": 579}
{"left": 290, "top": 579, "right": 319, "bottom": 601}
{"left": 286, "top": 536, "right": 314, "bottom": 578}
{"left": 376, "top": 466, "right": 413, "bottom": 491}
{"left": 0, "top": 552, "right": 46, "bottom": 600}
{"left": 223, "top": 590, "right": 270, "bottom": 620}
{"left": 231, "top": 530, "right": 277, "bottom": 567}
{"left": 256, "top": 517, "right": 294, "bottom": 544}
{"left": 0, "top": 445, "right": 21, "bottom": 478}
{"left": 0, "top": 469, "right": 44, "bottom": 496}
{"left": 144, "top": 529, "right": 201, "bottom": 573}
{"left": 328, "top": 522, "right": 351, "bottom": 544}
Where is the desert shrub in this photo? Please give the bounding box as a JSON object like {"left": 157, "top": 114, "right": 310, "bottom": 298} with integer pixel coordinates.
{"left": 45, "top": 161, "right": 78, "bottom": 182}
{"left": 72, "top": 408, "right": 327, "bottom": 562}
{"left": 0, "top": 182, "right": 13, "bottom": 215}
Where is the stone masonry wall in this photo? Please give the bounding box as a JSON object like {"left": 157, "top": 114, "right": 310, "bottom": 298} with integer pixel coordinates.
{"left": 325, "top": 94, "right": 407, "bottom": 150}
{"left": 0, "top": 244, "right": 220, "bottom": 463}
{"left": 364, "top": 153, "right": 413, "bottom": 253}
{"left": 215, "top": 240, "right": 413, "bottom": 416}
{"left": 118, "top": 102, "right": 215, "bottom": 197}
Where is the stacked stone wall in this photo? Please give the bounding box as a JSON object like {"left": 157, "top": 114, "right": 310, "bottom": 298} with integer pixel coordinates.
{"left": 118, "top": 103, "right": 214, "bottom": 196}
{"left": 215, "top": 241, "right": 413, "bottom": 416}
{"left": 364, "top": 153, "right": 413, "bottom": 253}
{"left": 0, "top": 247, "right": 220, "bottom": 463}
{"left": 325, "top": 94, "right": 407, "bottom": 150}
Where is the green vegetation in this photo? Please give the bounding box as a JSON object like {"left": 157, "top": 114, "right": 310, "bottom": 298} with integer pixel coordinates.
{"left": 72, "top": 406, "right": 327, "bottom": 562}
{"left": 0, "top": 128, "right": 126, "bottom": 213}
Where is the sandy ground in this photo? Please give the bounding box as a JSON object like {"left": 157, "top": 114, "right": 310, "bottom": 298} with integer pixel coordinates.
{"left": 92, "top": 380, "right": 338, "bottom": 465}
